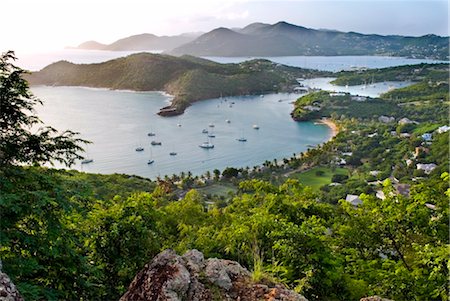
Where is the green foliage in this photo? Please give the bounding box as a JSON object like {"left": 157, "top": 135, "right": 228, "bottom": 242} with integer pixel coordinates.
{"left": 332, "top": 63, "right": 449, "bottom": 86}
{"left": 0, "top": 51, "right": 88, "bottom": 167}
{"left": 28, "top": 53, "right": 329, "bottom": 114}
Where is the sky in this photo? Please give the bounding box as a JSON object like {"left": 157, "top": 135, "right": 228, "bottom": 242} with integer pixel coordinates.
{"left": 2, "top": 0, "right": 448, "bottom": 52}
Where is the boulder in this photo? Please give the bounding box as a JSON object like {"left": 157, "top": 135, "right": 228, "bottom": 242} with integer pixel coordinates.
{"left": 0, "top": 260, "right": 24, "bottom": 301}
{"left": 120, "top": 249, "right": 308, "bottom": 301}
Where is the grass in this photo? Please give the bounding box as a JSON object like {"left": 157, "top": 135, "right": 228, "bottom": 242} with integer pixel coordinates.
{"left": 196, "top": 182, "right": 237, "bottom": 197}
{"left": 290, "top": 166, "right": 349, "bottom": 190}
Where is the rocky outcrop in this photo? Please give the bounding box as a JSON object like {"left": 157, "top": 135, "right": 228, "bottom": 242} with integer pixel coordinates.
{"left": 120, "top": 249, "right": 308, "bottom": 301}
{"left": 0, "top": 261, "right": 24, "bottom": 301}
{"left": 360, "top": 297, "right": 394, "bottom": 301}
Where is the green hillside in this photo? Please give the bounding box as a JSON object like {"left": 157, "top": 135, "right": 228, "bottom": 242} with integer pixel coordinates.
{"left": 27, "top": 53, "right": 329, "bottom": 116}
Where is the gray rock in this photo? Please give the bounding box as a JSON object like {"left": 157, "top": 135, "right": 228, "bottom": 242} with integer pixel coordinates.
{"left": 205, "top": 258, "right": 233, "bottom": 290}
{"left": 0, "top": 261, "right": 24, "bottom": 301}
{"left": 360, "top": 297, "right": 394, "bottom": 301}
{"left": 183, "top": 249, "right": 205, "bottom": 273}
{"left": 121, "top": 249, "right": 308, "bottom": 301}
{"left": 120, "top": 249, "right": 190, "bottom": 301}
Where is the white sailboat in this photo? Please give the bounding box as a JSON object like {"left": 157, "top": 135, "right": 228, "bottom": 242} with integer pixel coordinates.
{"left": 199, "top": 137, "right": 214, "bottom": 149}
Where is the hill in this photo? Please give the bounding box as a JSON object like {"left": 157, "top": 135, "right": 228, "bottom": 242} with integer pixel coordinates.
{"left": 169, "top": 21, "right": 449, "bottom": 60}
{"left": 26, "top": 53, "right": 330, "bottom": 116}
{"left": 73, "top": 33, "right": 199, "bottom": 51}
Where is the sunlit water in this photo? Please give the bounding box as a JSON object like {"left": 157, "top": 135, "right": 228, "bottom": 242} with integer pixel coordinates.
{"left": 204, "top": 55, "right": 447, "bottom": 72}
{"left": 24, "top": 50, "right": 428, "bottom": 178}
{"left": 299, "top": 78, "right": 412, "bottom": 98}
{"left": 15, "top": 49, "right": 447, "bottom": 72}
{"left": 32, "top": 87, "right": 332, "bottom": 178}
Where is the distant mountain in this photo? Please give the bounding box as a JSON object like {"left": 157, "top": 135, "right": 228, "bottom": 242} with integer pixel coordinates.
{"left": 169, "top": 21, "right": 449, "bottom": 60}
{"left": 73, "top": 33, "right": 200, "bottom": 51}
{"left": 26, "top": 53, "right": 329, "bottom": 116}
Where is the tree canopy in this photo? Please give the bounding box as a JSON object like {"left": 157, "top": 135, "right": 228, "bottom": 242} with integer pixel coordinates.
{"left": 0, "top": 50, "right": 88, "bottom": 167}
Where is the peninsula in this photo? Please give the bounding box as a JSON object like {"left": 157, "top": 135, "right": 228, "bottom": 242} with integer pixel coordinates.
{"left": 27, "top": 53, "right": 330, "bottom": 116}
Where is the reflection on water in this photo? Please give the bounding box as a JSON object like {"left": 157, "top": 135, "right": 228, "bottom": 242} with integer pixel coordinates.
{"left": 299, "top": 77, "right": 412, "bottom": 98}
{"left": 32, "top": 86, "right": 331, "bottom": 179}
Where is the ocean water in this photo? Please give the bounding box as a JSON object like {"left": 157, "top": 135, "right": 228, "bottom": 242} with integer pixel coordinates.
{"left": 15, "top": 49, "right": 447, "bottom": 72}
{"left": 32, "top": 86, "right": 331, "bottom": 179}
{"left": 24, "top": 50, "right": 429, "bottom": 178}
{"left": 204, "top": 55, "right": 447, "bottom": 72}
{"left": 16, "top": 49, "right": 162, "bottom": 71}
{"left": 299, "top": 78, "right": 412, "bottom": 98}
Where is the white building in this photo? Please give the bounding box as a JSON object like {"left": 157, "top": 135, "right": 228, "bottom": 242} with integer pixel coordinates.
{"left": 421, "top": 133, "right": 432, "bottom": 141}
{"left": 437, "top": 125, "right": 450, "bottom": 134}
{"left": 379, "top": 115, "right": 395, "bottom": 123}
{"left": 417, "top": 163, "right": 437, "bottom": 174}
{"left": 345, "top": 194, "right": 363, "bottom": 206}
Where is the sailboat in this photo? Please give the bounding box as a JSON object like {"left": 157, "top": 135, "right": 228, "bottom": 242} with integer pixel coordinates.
{"left": 147, "top": 149, "right": 154, "bottom": 164}
{"left": 199, "top": 137, "right": 214, "bottom": 149}
{"left": 208, "top": 129, "right": 216, "bottom": 138}
{"left": 237, "top": 129, "right": 247, "bottom": 142}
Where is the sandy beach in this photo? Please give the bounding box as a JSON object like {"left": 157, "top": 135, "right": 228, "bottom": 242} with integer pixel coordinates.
{"left": 316, "top": 118, "right": 339, "bottom": 138}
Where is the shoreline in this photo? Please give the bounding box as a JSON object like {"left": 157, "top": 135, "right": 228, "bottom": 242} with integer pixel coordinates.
{"left": 316, "top": 118, "right": 339, "bottom": 139}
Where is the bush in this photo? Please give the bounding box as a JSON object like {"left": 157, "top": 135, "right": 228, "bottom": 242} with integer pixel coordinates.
{"left": 331, "top": 174, "right": 349, "bottom": 183}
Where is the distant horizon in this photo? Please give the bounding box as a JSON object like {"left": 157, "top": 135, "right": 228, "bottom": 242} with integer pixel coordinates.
{"left": 2, "top": 0, "right": 448, "bottom": 52}
{"left": 72, "top": 20, "right": 450, "bottom": 48}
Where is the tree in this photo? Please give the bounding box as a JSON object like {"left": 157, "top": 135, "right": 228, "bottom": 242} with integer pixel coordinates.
{"left": 0, "top": 51, "right": 88, "bottom": 167}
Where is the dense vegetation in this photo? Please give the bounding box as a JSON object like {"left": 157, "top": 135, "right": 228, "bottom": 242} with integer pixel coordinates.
{"left": 331, "top": 63, "right": 449, "bottom": 86}
{"left": 27, "top": 53, "right": 330, "bottom": 115}
{"left": 293, "top": 63, "right": 449, "bottom": 124}
{"left": 169, "top": 21, "right": 449, "bottom": 60}
{"left": 2, "top": 52, "right": 449, "bottom": 301}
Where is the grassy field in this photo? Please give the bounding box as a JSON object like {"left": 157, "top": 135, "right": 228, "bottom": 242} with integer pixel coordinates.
{"left": 290, "top": 166, "right": 349, "bottom": 190}
{"left": 196, "top": 183, "right": 238, "bottom": 197}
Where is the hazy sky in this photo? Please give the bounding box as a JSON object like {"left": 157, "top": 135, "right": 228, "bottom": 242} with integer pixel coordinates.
{"left": 2, "top": 0, "right": 448, "bottom": 52}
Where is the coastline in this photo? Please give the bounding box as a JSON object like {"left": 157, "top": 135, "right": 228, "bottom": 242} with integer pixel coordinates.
{"left": 316, "top": 118, "right": 339, "bottom": 139}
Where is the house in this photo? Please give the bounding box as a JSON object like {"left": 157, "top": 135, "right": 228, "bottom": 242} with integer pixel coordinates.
{"left": 417, "top": 163, "right": 437, "bottom": 174}
{"left": 342, "top": 152, "right": 353, "bottom": 156}
{"left": 425, "top": 203, "right": 436, "bottom": 210}
{"left": 345, "top": 194, "right": 363, "bottom": 206}
{"left": 414, "top": 147, "right": 430, "bottom": 158}
{"left": 421, "top": 133, "right": 432, "bottom": 141}
{"left": 437, "top": 125, "right": 450, "bottom": 134}
{"left": 394, "top": 184, "right": 411, "bottom": 197}
{"left": 337, "top": 158, "right": 347, "bottom": 166}
{"left": 398, "top": 118, "right": 418, "bottom": 125}
{"left": 405, "top": 159, "right": 413, "bottom": 166}
{"left": 376, "top": 190, "right": 386, "bottom": 200}
{"left": 329, "top": 92, "right": 346, "bottom": 97}
{"left": 351, "top": 96, "right": 367, "bottom": 102}
{"left": 369, "top": 170, "right": 380, "bottom": 176}
{"left": 303, "top": 105, "right": 321, "bottom": 111}
{"left": 400, "top": 133, "right": 411, "bottom": 138}
{"left": 368, "top": 133, "right": 378, "bottom": 138}
{"left": 379, "top": 115, "right": 395, "bottom": 123}
{"left": 294, "top": 86, "right": 309, "bottom": 93}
